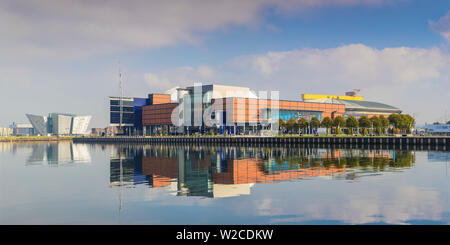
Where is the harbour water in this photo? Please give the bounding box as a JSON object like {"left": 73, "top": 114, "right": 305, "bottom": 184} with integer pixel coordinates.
{"left": 1, "top": 141, "right": 449, "bottom": 224}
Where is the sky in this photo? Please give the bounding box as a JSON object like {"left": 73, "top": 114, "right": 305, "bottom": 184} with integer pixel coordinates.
{"left": 1, "top": 0, "right": 450, "bottom": 127}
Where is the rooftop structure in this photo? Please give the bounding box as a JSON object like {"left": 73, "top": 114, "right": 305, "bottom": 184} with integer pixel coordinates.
{"left": 302, "top": 92, "right": 401, "bottom": 117}
{"left": 302, "top": 93, "right": 363, "bottom": 101}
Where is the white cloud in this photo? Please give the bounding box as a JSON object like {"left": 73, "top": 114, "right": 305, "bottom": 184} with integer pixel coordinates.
{"left": 233, "top": 44, "right": 447, "bottom": 85}
{"left": 144, "top": 65, "right": 217, "bottom": 92}
{"left": 227, "top": 178, "right": 446, "bottom": 224}
{"left": 0, "top": 0, "right": 398, "bottom": 61}
{"left": 144, "top": 44, "right": 450, "bottom": 124}
{"left": 430, "top": 11, "right": 450, "bottom": 44}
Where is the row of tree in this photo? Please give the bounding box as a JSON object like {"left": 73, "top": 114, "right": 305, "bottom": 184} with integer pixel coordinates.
{"left": 279, "top": 113, "right": 415, "bottom": 135}
{"left": 433, "top": 121, "right": 450, "bottom": 125}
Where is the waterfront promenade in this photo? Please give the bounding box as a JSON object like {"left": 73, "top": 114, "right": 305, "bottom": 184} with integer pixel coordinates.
{"left": 0, "top": 136, "right": 73, "bottom": 142}
{"left": 73, "top": 135, "right": 450, "bottom": 149}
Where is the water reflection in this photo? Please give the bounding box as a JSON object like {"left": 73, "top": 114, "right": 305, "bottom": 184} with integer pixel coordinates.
{"left": 428, "top": 151, "right": 450, "bottom": 163}
{"left": 109, "top": 145, "right": 415, "bottom": 198}
{"left": 0, "top": 142, "right": 93, "bottom": 165}
{"left": 3, "top": 142, "right": 449, "bottom": 224}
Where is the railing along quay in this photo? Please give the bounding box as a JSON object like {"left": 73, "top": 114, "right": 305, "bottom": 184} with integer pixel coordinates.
{"left": 73, "top": 136, "right": 450, "bottom": 149}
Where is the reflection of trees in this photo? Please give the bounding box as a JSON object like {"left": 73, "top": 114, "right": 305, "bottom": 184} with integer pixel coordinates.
{"left": 113, "top": 144, "right": 415, "bottom": 175}
{"left": 329, "top": 150, "right": 415, "bottom": 171}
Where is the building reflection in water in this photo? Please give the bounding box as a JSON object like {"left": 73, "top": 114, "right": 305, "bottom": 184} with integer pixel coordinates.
{"left": 24, "top": 142, "right": 91, "bottom": 165}
{"left": 427, "top": 151, "right": 450, "bottom": 163}
{"left": 109, "top": 145, "right": 415, "bottom": 198}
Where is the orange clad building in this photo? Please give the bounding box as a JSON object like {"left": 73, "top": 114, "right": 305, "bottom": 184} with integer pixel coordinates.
{"left": 140, "top": 84, "right": 399, "bottom": 135}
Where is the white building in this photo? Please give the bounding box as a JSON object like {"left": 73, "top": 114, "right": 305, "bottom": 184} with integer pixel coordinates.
{"left": 425, "top": 124, "right": 450, "bottom": 136}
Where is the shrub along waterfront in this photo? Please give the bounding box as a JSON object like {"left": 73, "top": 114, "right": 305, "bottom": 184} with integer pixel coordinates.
{"left": 278, "top": 113, "right": 415, "bottom": 136}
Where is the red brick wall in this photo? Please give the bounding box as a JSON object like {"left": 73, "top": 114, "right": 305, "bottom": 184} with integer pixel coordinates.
{"left": 142, "top": 103, "right": 178, "bottom": 125}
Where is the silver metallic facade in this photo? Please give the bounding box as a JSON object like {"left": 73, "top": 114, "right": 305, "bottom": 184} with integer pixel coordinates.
{"left": 26, "top": 113, "right": 91, "bottom": 136}
{"left": 26, "top": 114, "right": 48, "bottom": 135}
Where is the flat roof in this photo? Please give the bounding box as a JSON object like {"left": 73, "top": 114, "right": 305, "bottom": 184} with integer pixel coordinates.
{"left": 303, "top": 98, "right": 401, "bottom": 112}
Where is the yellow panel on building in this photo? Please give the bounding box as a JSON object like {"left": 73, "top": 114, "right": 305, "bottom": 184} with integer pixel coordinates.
{"left": 302, "top": 94, "right": 364, "bottom": 101}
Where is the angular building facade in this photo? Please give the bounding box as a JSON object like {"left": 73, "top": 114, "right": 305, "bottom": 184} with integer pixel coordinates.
{"left": 26, "top": 113, "right": 91, "bottom": 136}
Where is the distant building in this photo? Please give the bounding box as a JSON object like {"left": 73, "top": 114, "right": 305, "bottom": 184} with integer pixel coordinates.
{"left": 0, "top": 127, "right": 13, "bottom": 137}
{"left": 91, "top": 128, "right": 106, "bottom": 136}
{"left": 425, "top": 124, "right": 450, "bottom": 136}
{"left": 9, "top": 122, "right": 35, "bottom": 136}
{"left": 26, "top": 113, "right": 91, "bottom": 136}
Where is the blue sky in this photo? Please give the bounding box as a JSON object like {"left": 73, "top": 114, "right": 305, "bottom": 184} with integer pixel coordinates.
{"left": 1, "top": 0, "right": 450, "bottom": 127}
{"left": 129, "top": 0, "right": 449, "bottom": 67}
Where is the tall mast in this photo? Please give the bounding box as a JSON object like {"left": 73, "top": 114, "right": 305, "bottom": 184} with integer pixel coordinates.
{"left": 119, "top": 64, "right": 123, "bottom": 132}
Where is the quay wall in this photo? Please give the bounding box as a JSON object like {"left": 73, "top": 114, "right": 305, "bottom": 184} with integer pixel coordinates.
{"left": 0, "top": 136, "right": 74, "bottom": 142}
{"left": 73, "top": 136, "right": 450, "bottom": 149}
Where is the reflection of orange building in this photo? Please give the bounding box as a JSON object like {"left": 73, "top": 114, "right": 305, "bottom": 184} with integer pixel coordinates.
{"left": 366, "top": 152, "right": 392, "bottom": 158}
{"left": 142, "top": 155, "right": 212, "bottom": 187}
{"left": 213, "top": 159, "right": 346, "bottom": 184}
{"left": 142, "top": 156, "right": 178, "bottom": 187}
{"left": 321, "top": 150, "right": 342, "bottom": 159}
{"left": 320, "top": 150, "right": 393, "bottom": 160}
{"left": 142, "top": 154, "right": 345, "bottom": 187}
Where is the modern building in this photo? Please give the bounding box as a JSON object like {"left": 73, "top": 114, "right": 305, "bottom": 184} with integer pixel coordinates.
{"left": 109, "top": 96, "right": 148, "bottom": 135}
{"left": 141, "top": 84, "right": 351, "bottom": 135}
{"left": 110, "top": 84, "right": 402, "bottom": 135}
{"left": 425, "top": 124, "right": 450, "bottom": 136}
{"left": 26, "top": 113, "right": 91, "bottom": 136}
{"left": 9, "top": 122, "right": 35, "bottom": 136}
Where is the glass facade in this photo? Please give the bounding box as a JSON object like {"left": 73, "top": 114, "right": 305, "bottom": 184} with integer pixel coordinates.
{"left": 276, "top": 110, "right": 322, "bottom": 121}
{"left": 109, "top": 98, "right": 135, "bottom": 125}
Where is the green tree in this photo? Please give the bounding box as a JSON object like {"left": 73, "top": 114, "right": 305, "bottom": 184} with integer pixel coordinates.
{"left": 286, "top": 118, "right": 296, "bottom": 134}
{"left": 447, "top": 121, "right": 450, "bottom": 124}
{"left": 310, "top": 117, "right": 320, "bottom": 134}
{"left": 388, "top": 114, "right": 402, "bottom": 134}
{"left": 278, "top": 119, "right": 286, "bottom": 133}
{"left": 297, "top": 118, "right": 308, "bottom": 134}
{"left": 370, "top": 116, "right": 382, "bottom": 135}
{"left": 345, "top": 116, "right": 359, "bottom": 135}
{"left": 293, "top": 119, "right": 300, "bottom": 134}
{"left": 358, "top": 116, "right": 372, "bottom": 135}
{"left": 333, "top": 116, "right": 346, "bottom": 135}
{"left": 400, "top": 114, "right": 415, "bottom": 134}
{"left": 379, "top": 115, "right": 389, "bottom": 135}
{"left": 321, "top": 117, "right": 333, "bottom": 135}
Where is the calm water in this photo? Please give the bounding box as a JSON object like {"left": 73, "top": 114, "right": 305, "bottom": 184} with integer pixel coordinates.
{"left": 1, "top": 141, "right": 449, "bottom": 225}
